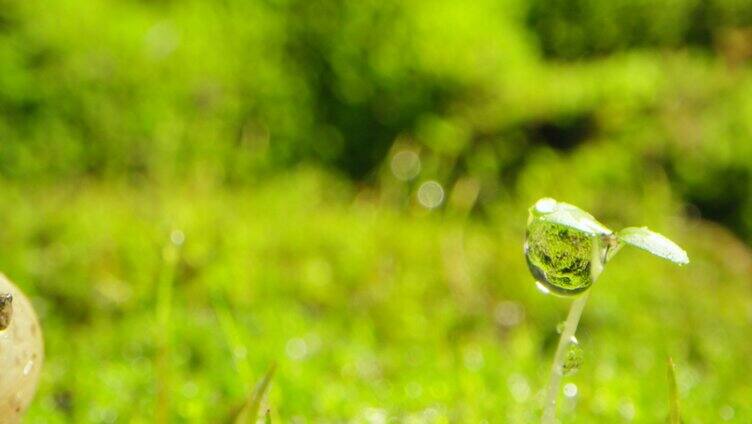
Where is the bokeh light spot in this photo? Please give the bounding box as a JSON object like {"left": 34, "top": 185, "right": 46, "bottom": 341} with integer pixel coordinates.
{"left": 417, "top": 180, "right": 444, "bottom": 209}
{"left": 390, "top": 150, "right": 421, "bottom": 181}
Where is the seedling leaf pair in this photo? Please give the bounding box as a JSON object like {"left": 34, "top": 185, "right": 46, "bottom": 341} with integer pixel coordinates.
{"left": 530, "top": 198, "right": 689, "bottom": 266}
{"left": 531, "top": 198, "right": 689, "bottom": 424}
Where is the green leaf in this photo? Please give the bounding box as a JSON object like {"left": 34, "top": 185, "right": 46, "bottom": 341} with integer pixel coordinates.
{"left": 668, "top": 357, "right": 681, "bottom": 424}
{"left": 529, "top": 198, "right": 612, "bottom": 236}
{"left": 234, "top": 364, "right": 276, "bottom": 424}
{"left": 617, "top": 227, "right": 689, "bottom": 265}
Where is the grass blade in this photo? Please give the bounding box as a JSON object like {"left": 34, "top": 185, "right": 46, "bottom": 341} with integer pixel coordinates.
{"left": 234, "top": 364, "right": 277, "bottom": 424}
{"left": 668, "top": 357, "right": 681, "bottom": 424}
{"left": 155, "top": 238, "right": 181, "bottom": 424}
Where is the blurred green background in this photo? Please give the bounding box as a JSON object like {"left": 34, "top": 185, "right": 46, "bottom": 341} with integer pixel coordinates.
{"left": 2, "top": 0, "right": 752, "bottom": 422}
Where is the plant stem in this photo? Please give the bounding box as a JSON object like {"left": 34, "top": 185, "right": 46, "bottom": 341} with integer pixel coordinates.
{"left": 541, "top": 290, "right": 590, "bottom": 424}
{"left": 541, "top": 237, "right": 607, "bottom": 424}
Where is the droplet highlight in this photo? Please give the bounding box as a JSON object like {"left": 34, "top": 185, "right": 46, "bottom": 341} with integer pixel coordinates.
{"left": 535, "top": 281, "right": 551, "bottom": 295}
{"left": 563, "top": 382, "right": 578, "bottom": 398}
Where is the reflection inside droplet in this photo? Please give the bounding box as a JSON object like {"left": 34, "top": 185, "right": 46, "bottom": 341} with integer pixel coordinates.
{"left": 525, "top": 219, "right": 597, "bottom": 296}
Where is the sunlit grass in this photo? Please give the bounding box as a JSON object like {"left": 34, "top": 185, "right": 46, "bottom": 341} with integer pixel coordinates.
{"left": 0, "top": 170, "right": 748, "bottom": 422}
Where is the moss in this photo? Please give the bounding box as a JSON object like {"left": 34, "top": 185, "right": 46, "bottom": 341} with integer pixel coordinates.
{"left": 525, "top": 219, "right": 593, "bottom": 295}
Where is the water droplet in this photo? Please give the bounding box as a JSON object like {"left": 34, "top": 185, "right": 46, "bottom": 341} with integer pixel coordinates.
{"left": 562, "top": 341, "right": 583, "bottom": 376}
{"left": 525, "top": 213, "right": 600, "bottom": 296}
{"left": 563, "top": 382, "right": 578, "bottom": 398}
{"left": 417, "top": 181, "right": 444, "bottom": 209}
{"left": 556, "top": 322, "right": 566, "bottom": 334}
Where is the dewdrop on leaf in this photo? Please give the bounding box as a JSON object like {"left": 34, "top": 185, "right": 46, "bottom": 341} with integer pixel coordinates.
{"left": 525, "top": 198, "right": 612, "bottom": 296}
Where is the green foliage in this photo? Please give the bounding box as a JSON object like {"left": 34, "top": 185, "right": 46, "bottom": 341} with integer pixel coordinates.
{"left": 0, "top": 172, "right": 746, "bottom": 422}
{"left": 2, "top": 0, "right": 752, "bottom": 246}
{"left": 234, "top": 365, "right": 276, "bottom": 424}
{"left": 528, "top": 0, "right": 752, "bottom": 58}
{"left": 529, "top": 198, "right": 687, "bottom": 423}
{"left": 0, "top": 0, "right": 750, "bottom": 422}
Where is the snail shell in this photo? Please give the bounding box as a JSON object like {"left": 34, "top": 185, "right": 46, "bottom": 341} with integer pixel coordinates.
{"left": 0, "top": 273, "right": 43, "bottom": 422}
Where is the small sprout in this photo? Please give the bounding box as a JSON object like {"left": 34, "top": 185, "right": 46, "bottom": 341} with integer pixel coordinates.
{"left": 526, "top": 198, "right": 689, "bottom": 297}
{"left": 0, "top": 293, "right": 12, "bottom": 330}
{"left": 528, "top": 198, "right": 688, "bottom": 424}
